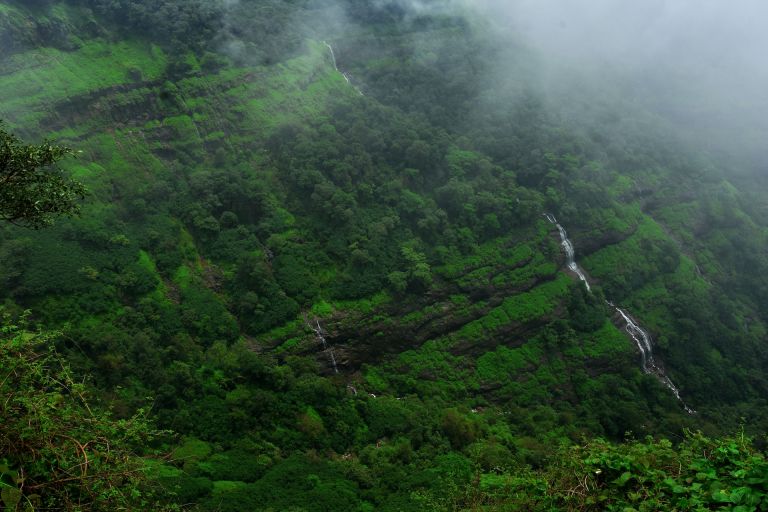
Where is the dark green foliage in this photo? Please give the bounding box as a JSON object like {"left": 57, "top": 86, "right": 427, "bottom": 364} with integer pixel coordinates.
{"left": 0, "top": 122, "right": 85, "bottom": 228}
{"left": 234, "top": 252, "right": 300, "bottom": 332}
{"left": 158, "top": 474, "right": 213, "bottom": 504}
{"left": 241, "top": 455, "right": 361, "bottom": 512}
{"left": 83, "top": 0, "right": 223, "bottom": 53}
{"left": 441, "top": 408, "right": 479, "bottom": 449}
{"left": 567, "top": 283, "right": 607, "bottom": 332}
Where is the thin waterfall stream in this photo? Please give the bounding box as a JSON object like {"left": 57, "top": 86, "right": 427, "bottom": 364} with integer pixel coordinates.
{"left": 545, "top": 214, "right": 695, "bottom": 414}
{"left": 307, "top": 317, "right": 339, "bottom": 374}
{"left": 545, "top": 213, "right": 591, "bottom": 292}
{"left": 323, "top": 41, "right": 364, "bottom": 96}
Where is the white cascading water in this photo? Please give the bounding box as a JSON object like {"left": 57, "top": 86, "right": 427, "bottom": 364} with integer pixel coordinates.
{"left": 545, "top": 214, "right": 694, "bottom": 414}
{"left": 545, "top": 213, "right": 591, "bottom": 292}
{"left": 308, "top": 317, "right": 339, "bottom": 374}
{"left": 323, "top": 41, "right": 364, "bottom": 96}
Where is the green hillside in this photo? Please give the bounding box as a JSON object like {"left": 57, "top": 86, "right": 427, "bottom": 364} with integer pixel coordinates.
{"left": 3, "top": 1, "right": 768, "bottom": 510}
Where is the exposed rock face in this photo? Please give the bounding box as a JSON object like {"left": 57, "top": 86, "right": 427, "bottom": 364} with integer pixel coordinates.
{"left": 568, "top": 227, "right": 635, "bottom": 259}
{"left": 295, "top": 262, "right": 560, "bottom": 372}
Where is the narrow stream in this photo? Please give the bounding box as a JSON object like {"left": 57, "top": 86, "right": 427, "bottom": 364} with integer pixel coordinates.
{"left": 545, "top": 214, "right": 695, "bottom": 414}
{"left": 308, "top": 317, "right": 339, "bottom": 374}
{"left": 323, "top": 41, "right": 364, "bottom": 96}
{"left": 545, "top": 213, "right": 591, "bottom": 292}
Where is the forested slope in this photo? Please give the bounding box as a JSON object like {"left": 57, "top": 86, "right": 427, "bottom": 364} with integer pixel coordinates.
{"left": 2, "top": 1, "right": 768, "bottom": 510}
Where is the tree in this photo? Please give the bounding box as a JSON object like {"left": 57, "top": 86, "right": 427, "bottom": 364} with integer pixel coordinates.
{"left": 0, "top": 122, "right": 86, "bottom": 228}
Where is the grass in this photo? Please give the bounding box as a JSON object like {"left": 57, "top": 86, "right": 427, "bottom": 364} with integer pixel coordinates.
{"left": 450, "top": 274, "right": 570, "bottom": 347}
{"left": 172, "top": 438, "right": 213, "bottom": 462}
{"left": 578, "top": 321, "right": 632, "bottom": 360}
{"left": 138, "top": 250, "right": 171, "bottom": 303}
{"left": 580, "top": 216, "right": 668, "bottom": 283}
{"left": 0, "top": 40, "right": 167, "bottom": 129}
{"left": 331, "top": 292, "right": 390, "bottom": 314}
{"left": 477, "top": 343, "right": 544, "bottom": 383}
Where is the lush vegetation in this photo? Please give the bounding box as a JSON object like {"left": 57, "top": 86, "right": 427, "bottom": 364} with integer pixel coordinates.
{"left": 2, "top": 0, "right": 768, "bottom": 509}
{"left": 0, "top": 318, "right": 173, "bottom": 511}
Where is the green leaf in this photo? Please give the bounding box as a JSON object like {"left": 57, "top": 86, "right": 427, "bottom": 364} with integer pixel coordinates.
{"left": 711, "top": 490, "right": 731, "bottom": 503}
{"left": 613, "top": 471, "right": 633, "bottom": 486}
{"left": 1, "top": 486, "right": 21, "bottom": 509}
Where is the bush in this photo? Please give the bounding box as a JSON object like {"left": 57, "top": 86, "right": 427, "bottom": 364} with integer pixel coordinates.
{"left": 0, "top": 317, "right": 174, "bottom": 511}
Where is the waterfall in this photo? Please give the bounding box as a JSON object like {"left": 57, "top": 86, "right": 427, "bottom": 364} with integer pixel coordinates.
{"left": 307, "top": 317, "right": 339, "bottom": 374}
{"left": 312, "top": 319, "right": 327, "bottom": 350}
{"left": 545, "top": 214, "right": 694, "bottom": 414}
{"left": 615, "top": 307, "right": 654, "bottom": 371}
{"left": 615, "top": 307, "right": 695, "bottom": 414}
{"left": 323, "top": 41, "right": 364, "bottom": 96}
{"left": 324, "top": 41, "right": 339, "bottom": 71}
{"left": 545, "top": 213, "right": 591, "bottom": 292}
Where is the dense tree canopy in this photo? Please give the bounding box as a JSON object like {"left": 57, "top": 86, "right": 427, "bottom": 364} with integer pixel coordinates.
{"left": 2, "top": 0, "right": 768, "bottom": 510}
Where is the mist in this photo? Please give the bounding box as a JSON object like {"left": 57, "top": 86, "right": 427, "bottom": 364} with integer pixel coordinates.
{"left": 475, "top": 0, "right": 768, "bottom": 169}
{"left": 339, "top": 0, "right": 768, "bottom": 172}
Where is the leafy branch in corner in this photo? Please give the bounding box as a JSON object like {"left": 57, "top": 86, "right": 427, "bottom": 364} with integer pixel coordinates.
{"left": 0, "top": 314, "right": 177, "bottom": 511}
{"left": 0, "top": 122, "right": 87, "bottom": 229}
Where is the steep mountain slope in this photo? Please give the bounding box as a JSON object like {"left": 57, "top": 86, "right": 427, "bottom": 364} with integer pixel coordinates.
{"left": 2, "top": 1, "right": 768, "bottom": 510}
